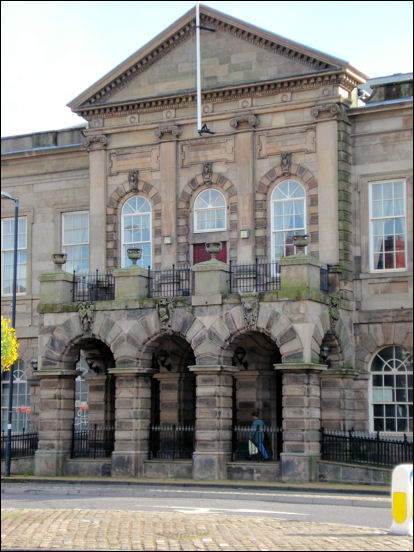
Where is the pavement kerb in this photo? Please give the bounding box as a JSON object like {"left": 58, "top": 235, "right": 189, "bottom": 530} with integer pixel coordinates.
{"left": 1, "top": 475, "right": 390, "bottom": 496}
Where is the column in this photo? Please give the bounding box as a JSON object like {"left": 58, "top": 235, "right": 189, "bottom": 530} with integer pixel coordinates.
{"left": 109, "top": 366, "right": 152, "bottom": 477}
{"left": 274, "top": 363, "right": 326, "bottom": 482}
{"left": 86, "top": 135, "right": 107, "bottom": 271}
{"left": 34, "top": 370, "right": 76, "bottom": 476}
{"left": 153, "top": 373, "right": 180, "bottom": 424}
{"left": 189, "top": 365, "right": 238, "bottom": 480}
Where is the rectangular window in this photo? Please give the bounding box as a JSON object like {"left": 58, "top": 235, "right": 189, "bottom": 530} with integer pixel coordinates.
{"left": 369, "top": 180, "right": 406, "bottom": 271}
{"left": 1, "top": 217, "right": 27, "bottom": 295}
{"left": 62, "top": 212, "right": 89, "bottom": 274}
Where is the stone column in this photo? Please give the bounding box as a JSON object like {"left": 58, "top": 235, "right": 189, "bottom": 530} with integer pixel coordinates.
{"left": 189, "top": 365, "right": 238, "bottom": 480}
{"left": 274, "top": 363, "right": 326, "bottom": 482}
{"left": 109, "top": 366, "right": 152, "bottom": 477}
{"left": 85, "top": 375, "right": 106, "bottom": 427}
{"left": 85, "top": 134, "right": 107, "bottom": 271}
{"left": 34, "top": 369, "right": 76, "bottom": 476}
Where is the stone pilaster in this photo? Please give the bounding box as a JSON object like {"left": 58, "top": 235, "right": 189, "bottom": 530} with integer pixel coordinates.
{"left": 34, "top": 370, "right": 76, "bottom": 476}
{"left": 189, "top": 365, "right": 238, "bottom": 480}
{"left": 153, "top": 373, "right": 181, "bottom": 425}
{"left": 85, "top": 375, "right": 106, "bottom": 427}
{"left": 320, "top": 371, "right": 356, "bottom": 431}
{"left": 274, "top": 363, "right": 326, "bottom": 482}
{"left": 159, "top": 140, "right": 177, "bottom": 266}
{"left": 109, "top": 366, "right": 152, "bottom": 477}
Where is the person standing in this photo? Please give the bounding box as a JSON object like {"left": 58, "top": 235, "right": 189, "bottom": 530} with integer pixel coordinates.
{"left": 248, "top": 412, "right": 269, "bottom": 460}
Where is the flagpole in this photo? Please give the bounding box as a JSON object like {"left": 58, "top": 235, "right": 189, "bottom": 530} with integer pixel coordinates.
{"left": 196, "top": 1, "right": 202, "bottom": 133}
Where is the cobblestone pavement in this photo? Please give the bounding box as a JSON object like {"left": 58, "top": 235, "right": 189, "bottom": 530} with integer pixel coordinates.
{"left": 1, "top": 508, "right": 411, "bottom": 551}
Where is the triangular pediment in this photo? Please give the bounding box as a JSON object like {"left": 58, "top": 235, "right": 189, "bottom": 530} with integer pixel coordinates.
{"left": 68, "top": 4, "right": 366, "bottom": 116}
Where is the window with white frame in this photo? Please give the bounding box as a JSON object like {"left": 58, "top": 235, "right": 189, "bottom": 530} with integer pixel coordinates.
{"left": 194, "top": 189, "right": 226, "bottom": 232}
{"left": 369, "top": 180, "right": 406, "bottom": 271}
{"left": 121, "top": 196, "right": 152, "bottom": 268}
{"left": 1, "top": 217, "right": 27, "bottom": 295}
{"left": 62, "top": 212, "right": 89, "bottom": 274}
{"left": 370, "top": 346, "right": 413, "bottom": 433}
{"left": 271, "top": 180, "right": 306, "bottom": 262}
{"left": 1, "top": 361, "right": 31, "bottom": 432}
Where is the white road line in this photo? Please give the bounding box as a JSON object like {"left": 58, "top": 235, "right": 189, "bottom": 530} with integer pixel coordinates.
{"left": 148, "top": 505, "right": 309, "bottom": 515}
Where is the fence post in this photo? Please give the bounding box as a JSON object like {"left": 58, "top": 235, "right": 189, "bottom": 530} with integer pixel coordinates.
{"left": 229, "top": 260, "right": 233, "bottom": 293}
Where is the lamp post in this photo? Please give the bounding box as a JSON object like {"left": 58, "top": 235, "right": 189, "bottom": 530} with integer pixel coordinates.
{"left": 1, "top": 191, "right": 19, "bottom": 477}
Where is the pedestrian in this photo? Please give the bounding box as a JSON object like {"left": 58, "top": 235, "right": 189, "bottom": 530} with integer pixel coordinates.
{"left": 248, "top": 411, "right": 269, "bottom": 460}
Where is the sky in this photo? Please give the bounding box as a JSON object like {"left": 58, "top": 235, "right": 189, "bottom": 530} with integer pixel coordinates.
{"left": 1, "top": 1, "right": 413, "bottom": 137}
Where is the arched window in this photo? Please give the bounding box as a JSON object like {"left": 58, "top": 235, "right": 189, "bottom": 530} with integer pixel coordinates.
{"left": 194, "top": 189, "right": 226, "bottom": 232}
{"left": 1, "top": 361, "right": 31, "bottom": 432}
{"left": 271, "top": 180, "right": 306, "bottom": 262}
{"left": 121, "top": 196, "right": 152, "bottom": 268}
{"left": 370, "top": 346, "right": 413, "bottom": 433}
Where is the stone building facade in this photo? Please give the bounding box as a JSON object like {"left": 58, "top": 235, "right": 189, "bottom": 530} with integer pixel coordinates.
{"left": 1, "top": 5, "right": 412, "bottom": 482}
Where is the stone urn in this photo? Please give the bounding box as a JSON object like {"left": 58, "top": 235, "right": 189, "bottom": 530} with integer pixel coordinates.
{"left": 127, "top": 247, "right": 142, "bottom": 266}
{"left": 51, "top": 252, "right": 67, "bottom": 271}
{"left": 293, "top": 234, "right": 308, "bottom": 255}
{"left": 205, "top": 242, "right": 222, "bottom": 260}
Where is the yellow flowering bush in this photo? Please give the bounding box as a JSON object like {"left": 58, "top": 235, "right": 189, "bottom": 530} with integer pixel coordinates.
{"left": 1, "top": 315, "right": 19, "bottom": 372}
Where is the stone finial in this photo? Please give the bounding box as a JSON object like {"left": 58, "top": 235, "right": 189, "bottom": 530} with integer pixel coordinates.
{"left": 51, "top": 252, "right": 67, "bottom": 271}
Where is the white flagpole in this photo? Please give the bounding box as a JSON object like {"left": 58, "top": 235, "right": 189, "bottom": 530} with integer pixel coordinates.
{"left": 196, "top": 1, "right": 202, "bottom": 133}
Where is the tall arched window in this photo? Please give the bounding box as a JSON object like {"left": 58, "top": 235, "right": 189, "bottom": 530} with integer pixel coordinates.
{"left": 194, "top": 189, "right": 226, "bottom": 232}
{"left": 370, "top": 346, "right": 413, "bottom": 433}
{"left": 121, "top": 196, "right": 152, "bottom": 268}
{"left": 1, "top": 361, "right": 31, "bottom": 432}
{"left": 271, "top": 180, "right": 306, "bottom": 262}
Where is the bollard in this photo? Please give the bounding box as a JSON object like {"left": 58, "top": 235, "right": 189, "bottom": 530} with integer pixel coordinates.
{"left": 388, "top": 463, "right": 413, "bottom": 536}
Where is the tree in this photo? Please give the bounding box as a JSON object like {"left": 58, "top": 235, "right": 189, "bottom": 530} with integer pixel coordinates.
{"left": 1, "top": 315, "right": 19, "bottom": 372}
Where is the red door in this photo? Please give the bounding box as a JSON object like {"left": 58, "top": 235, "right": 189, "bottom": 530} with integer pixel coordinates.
{"left": 193, "top": 242, "right": 227, "bottom": 264}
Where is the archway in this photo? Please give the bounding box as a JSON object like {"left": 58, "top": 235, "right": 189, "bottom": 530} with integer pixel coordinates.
{"left": 229, "top": 331, "right": 282, "bottom": 460}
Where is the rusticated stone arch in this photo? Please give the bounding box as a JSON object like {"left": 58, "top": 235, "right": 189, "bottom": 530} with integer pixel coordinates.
{"left": 39, "top": 312, "right": 120, "bottom": 371}
{"left": 176, "top": 172, "right": 239, "bottom": 264}
{"left": 255, "top": 163, "right": 319, "bottom": 259}
{"left": 208, "top": 303, "right": 304, "bottom": 364}
{"left": 312, "top": 308, "right": 353, "bottom": 367}
{"left": 106, "top": 176, "right": 162, "bottom": 270}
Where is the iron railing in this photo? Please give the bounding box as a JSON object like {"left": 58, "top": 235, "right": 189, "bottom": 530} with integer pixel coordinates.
{"left": 73, "top": 270, "right": 115, "bottom": 302}
{"left": 148, "top": 265, "right": 193, "bottom": 298}
{"left": 229, "top": 260, "right": 280, "bottom": 293}
{"left": 232, "top": 425, "right": 282, "bottom": 462}
{"left": 320, "top": 265, "right": 329, "bottom": 293}
{"left": 321, "top": 428, "right": 413, "bottom": 468}
{"left": 1, "top": 429, "right": 38, "bottom": 458}
{"left": 149, "top": 424, "right": 194, "bottom": 459}
{"left": 71, "top": 424, "right": 115, "bottom": 458}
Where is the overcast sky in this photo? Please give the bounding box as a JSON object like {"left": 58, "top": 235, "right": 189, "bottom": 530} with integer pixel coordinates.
{"left": 1, "top": 1, "right": 413, "bottom": 137}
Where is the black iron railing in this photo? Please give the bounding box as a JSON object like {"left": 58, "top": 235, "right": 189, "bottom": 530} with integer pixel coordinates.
{"left": 232, "top": 425, "right": 282, "bottom": 462}
{"left": 320, "top": 266, "right": 329, "bottom": 293}
{"left": 321, "top": 428, "right": 413, "bottom": 468}
{"left": 148, "top": 265, "right": 193, "bottom": 298}
{"left": 71, "top": 424, "right": 115, "bottom": 458}
{"left": 149, "top": 424, "right": 194, "bottom": 459}
{"left": 230, "top": 260, "right": 280, "bottom": 293}
{"left": 73, "top": 270, "right": 115, "bottom": 302}
{"left": 1, "top": 429, "right": 38, "bottom": 458}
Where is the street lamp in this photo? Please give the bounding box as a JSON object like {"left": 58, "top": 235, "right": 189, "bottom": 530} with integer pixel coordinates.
{"left": 1, "top": 191, "right": 19, "bottom": 477}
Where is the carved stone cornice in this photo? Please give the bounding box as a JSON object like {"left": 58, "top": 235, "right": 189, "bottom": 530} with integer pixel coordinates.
{"left": 154, "top": 124, "right": 183, "bottom": 140}
{"left": 229, "top": 113, "right": 259, "bottom": 129}
{"left": 77, "top": 71, "right": 358, "bottom": 121}
{"left": 83, "top": 134, "right": 108, "bottom": 151}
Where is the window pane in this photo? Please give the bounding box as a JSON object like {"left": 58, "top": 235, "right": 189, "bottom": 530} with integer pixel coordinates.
{"left": 374, "top": 418, "right": 384, "bottom": 431}
{"left": 373, "top": 404, "right": 384, "bottom": 416}
{"left": 383, "top": 182, "right": 393, "bottom": 199}
{"left": 373, "top": 389, "right": 383, "bottom": 401}
{"left": 372, "top": 184, "right": 382, "bottom": 200}
{"left": 373, "top": 374, "right": 383, "bottom": 386}
{"left": 385, "top": 418, "right": 396, "bottom": 431}
{"left": 372, "top": 201, "right": 382, "bottom": 217}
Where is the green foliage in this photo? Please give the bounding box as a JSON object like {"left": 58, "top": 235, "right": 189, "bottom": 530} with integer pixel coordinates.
{"left": 1, "top": 315, "right": 19, "bottom": 372}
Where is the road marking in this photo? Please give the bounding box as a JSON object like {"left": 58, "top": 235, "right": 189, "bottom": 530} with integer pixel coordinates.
{"left": 151, "top": 505, "right": 309, "bottom": 516}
